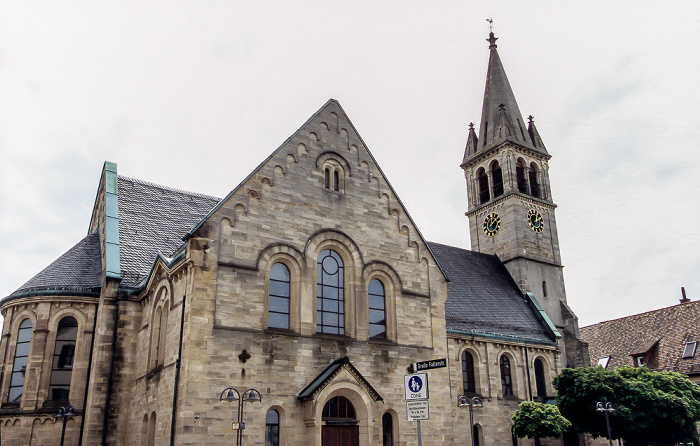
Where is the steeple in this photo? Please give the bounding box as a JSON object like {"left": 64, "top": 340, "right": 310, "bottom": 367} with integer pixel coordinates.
{"left": 471, "top": 32, "right": 547, "bottom": 158}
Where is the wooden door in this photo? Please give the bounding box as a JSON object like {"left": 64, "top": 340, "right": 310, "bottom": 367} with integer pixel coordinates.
{"left": 322, "top": 424, "right": 359, "bottom": 446}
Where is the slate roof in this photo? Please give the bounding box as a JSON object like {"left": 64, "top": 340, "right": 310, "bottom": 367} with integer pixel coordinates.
{"left": 10, "top": 230, "right": 102, "bottom": 296}
{"left": 427, "top": 242, "right": 554, "bottom": 344}
{"left": 581, "top": 300, "right": 700, "bottom": 376}
{"left": 117, "top": 176, "right": 221, "bottom": 288}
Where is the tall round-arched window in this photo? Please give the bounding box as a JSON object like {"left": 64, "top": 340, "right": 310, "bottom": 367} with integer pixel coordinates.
{"left": 265, "top": 409, "right": 280, "bottom": 446}
{"left": 462, "top": 350, "right": 476, "bottom": 394}
{"left": 8, "top": 318, "right": 32, "bottom": 403}
{"left": 534, "top": 358, "right": 547, "bottom": 398}
{"left": 268, "top": 263, "right": 291, "bottom": 329}
{"left": 491, "top": 161, "right": 503, "bottom": 197}
{"left": 500, "top": 355, "right": 513, "bottom": 396}
{"left": 317, "top": 250, "right": 344, "bottom": 335}
{"left": 529, "top": 163, "right": 541, "bottom": 198}
{"left": 382, "top": 412, "right": 394, "bottom": 446}
{"left": 477, "top": 168, "right": 490, "bottom": 204}
{"left": 49, "top": 316, "right": 78, "bottom": 401}
{"left": 368, "top": 279, "right": 386, "bottom": 339}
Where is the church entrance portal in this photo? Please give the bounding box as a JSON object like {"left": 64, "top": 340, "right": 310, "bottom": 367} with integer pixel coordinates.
{"left": 321, "top": 396, "right": 359, "bottom": 446}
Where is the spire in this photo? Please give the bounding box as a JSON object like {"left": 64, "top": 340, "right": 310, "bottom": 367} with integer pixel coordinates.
{"left": 476, "top": 32, "right": 541, "bottom": 154}
{"left": 462, "top": 122, "right": 479, "bottom": 164}
{"left": 527, "top": 115, "right": 548, "bottom": 153}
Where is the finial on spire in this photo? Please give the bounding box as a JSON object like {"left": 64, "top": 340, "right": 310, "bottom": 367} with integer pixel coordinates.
{"left": 528, "top": 115, "right": 534, "bottom": 123}
{"left": 469, "top": 122, "right": 475, "bottom": 130}
{"left": 486, "top": 20, "right": 498, "bottom": 49}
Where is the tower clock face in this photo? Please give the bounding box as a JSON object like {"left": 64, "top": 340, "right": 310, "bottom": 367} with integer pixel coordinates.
{"left": 527, "top": 209, "right": 544, "bottom": 233}
{"left": 483, "top": 213, "right": 501, "bottom": 237}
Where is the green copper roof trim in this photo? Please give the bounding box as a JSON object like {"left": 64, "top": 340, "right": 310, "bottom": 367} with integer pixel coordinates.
{"left": 523, "top": 291, "right": 562, "bottom": 339}
{"left": 104, "top": 162, "right": 121, "bottom": 279}
{"left": 446, "top": 328, "right": 557, "bottom": 347}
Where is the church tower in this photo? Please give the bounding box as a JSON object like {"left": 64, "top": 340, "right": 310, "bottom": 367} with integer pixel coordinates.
{"left": 462, "top": 32, "right": 588, "bottom": 367}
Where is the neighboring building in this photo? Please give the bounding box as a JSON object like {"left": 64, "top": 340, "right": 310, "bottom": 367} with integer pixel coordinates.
{"left": 581, "top": 294, "right": 700, "bottom": 382}
{"left": 0, "top": 33, "right": 586, "bottom": 445}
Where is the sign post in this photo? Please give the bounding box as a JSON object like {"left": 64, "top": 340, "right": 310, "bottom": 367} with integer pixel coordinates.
{"left": 405, "top": 373, "right": 429, "bottom": 445}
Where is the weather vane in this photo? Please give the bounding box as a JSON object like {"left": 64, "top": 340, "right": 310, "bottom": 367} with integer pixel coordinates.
{"left": 486, "top": 17, "right": 494, "bottom": 32}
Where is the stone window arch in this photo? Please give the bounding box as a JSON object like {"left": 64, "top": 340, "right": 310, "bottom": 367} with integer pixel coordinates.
{"left": 368, "top": 278, "right": 386, "bottom": 339}
{"left": 500, "top": 354, "right": 514, "bottom": 396}
{"left": 516, "top": 158, "right": 529, "bottom": 193}
{"left": 476, "top": 168, "right": 490, "bottom": 204}
{"left": 8, "top": 318, "right": 33, "bottom": 403}
{"left": 49, "top": 316, "right": 78, "bottom": 401}
{"left": 149, "top": 287, "right": 170, "bottom": 371}
{"left": 147, "top": 411, "right": 156, "bottom": 446}
{"left": 266, "top": 409, "right": 280, "bottom": 446}
{"left": 268, "top": 263, "right": 291, "bottom": 329}
{"left": 321, "top": 158, "right": 345, "bottom": 193}
{"left": 382, "top": 412, "right": 394, "bottom": 446}
{"left": 490, "top": 160, "right": 503, "bottom": 198}
{"left": 533, "top": 356, "right": 551, "bottom": 399}
{"left": 317, "top": 249, "right": 345, "bottom": 335}
{"left": 461, "top": 349, "right": 477, "bottom": 394}
{"left": 529, "top": 162, "right": 541, "bottom": 198}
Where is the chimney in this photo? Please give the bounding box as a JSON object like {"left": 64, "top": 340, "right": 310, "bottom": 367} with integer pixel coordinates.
{"left": 680, "top": 287, "right": 691, "bottom": 304}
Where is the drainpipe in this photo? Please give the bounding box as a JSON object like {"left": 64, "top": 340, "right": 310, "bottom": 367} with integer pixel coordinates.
{"left": 101, "top": 298, "right": 119, "bottom": 445}
{"left": 170, "top": 295, "right": 186, "bottom": 446}
{"left": 78, "top": 300, "right": 100, "bottom": 446}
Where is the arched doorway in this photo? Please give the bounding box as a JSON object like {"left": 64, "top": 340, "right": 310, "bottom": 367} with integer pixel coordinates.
{"left": 321, "top": 396, "right": 359, "bottom": 446}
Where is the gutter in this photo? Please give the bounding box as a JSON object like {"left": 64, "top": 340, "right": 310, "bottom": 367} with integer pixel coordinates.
{"left": 78, "top": 300, "right": 99, "bottom": 446}
{"left": 170, "top": 295, "right": 186, "bottom": 446}
{"left": 446, "top": 328, "right": 557, "bottom": 347}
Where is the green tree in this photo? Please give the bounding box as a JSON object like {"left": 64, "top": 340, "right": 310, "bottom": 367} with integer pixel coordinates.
{"left": 554, "top": 366, "right": 700, "bottom": 444}
{"left": 512, "top": 401, "right": 572, "bottom": 440}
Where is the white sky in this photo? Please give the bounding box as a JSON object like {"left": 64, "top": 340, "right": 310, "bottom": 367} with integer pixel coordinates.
{"left": 2, "top": 2, "right": 700, "bottom": 328}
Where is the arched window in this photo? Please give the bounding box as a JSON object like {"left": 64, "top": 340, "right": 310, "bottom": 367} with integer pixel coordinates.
{"left": 529, "top": 163, "right": 541, "bottom": 198}
{"left": 8, "top": 318, "right": 32, "bottom": 403}
{"left": 317, "top": 250, "right": 344, "bottom": 335}
{"left": 542, "top": 281, "right": 547, "bottom": 298}
{"left": 147, "top": 412, "right": 156, "bottom": 446}
{"left": 461, "top": 350, "right": 476, "bottom": 394}
{"left": 491, "top": 161, "right": 503, "bottom": 198}
{"left": 516, "top": 159, "right": 528, "bottom": 194}
{"left": 268, "top": 263, "right": 291, "bottom": 329}
{"left": 333, "top": 170, "right": 339, "bottom": 191}
{"left": 141, "top": 414, "right": 149, "bottom": 446}
{"left": 382, "top": 412, "right": 394, "bottom": 446}
{"left": 265, "top": 409, "right": 280, "bottom": 446}
{"left": 477, "top": 168, "right": 490, "bottom": 204}
{"left": 49, "top": 316, "right": 78, "bottom": 401}
{"left": 150, "top": 306, "right": 162, "bottom": 370}
{"left": 500, "top": 355, "right": 513, "bottom": 396}
{"left": 150, "top": 295, "right": 169, "bottom": 371}
{"left": 157, "top": 303, "right": 168, "bottom": 367}
{"left": 534, "top": 358, "right": 547, "bottom": 398}
{"left": 368, "top": 279, "right": 386, "bottom": 339}
{"left": 322, "top": 396, "right": 355, "bottom": 420}
{"left": 473, "top": 424, "right": 482, "bottom": 446}
{"left": 324, "top": 168, "right": 331, "bottom": 189}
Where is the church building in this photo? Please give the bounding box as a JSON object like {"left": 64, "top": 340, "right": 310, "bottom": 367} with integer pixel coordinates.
{"left": 0, "top": 33, "right": 587, "bottom": 445}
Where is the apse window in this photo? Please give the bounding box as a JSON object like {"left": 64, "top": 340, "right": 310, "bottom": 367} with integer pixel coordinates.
{"left": 682, "top": 341, "right": 698, "bottom": 359}
{"left": 597, "top": 356, "right": 610, "bottom": 369}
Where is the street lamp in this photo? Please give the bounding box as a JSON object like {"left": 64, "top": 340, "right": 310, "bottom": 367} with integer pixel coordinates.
{"left": 220, "top": 387, "right": 262, "bottom": 446}
{"left": 596, "top": 402, "right": 615, "bottom": 446}
{"left": 458, "top": 396, "right": 483, "bottom": 446}
{"left": 54, "top": 405, "right": 77, "bottom": 446}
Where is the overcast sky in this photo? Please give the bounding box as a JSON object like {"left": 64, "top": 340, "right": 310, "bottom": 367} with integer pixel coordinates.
{"left": 2, "top": 2, "right": 700, "bottom": 328}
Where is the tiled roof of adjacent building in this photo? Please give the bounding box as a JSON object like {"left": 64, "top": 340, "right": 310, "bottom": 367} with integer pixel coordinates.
{"left": 10, "top": 230, "right": 102, "bottom": 296}
{"left": 117, "top": 176, "right": 221, "bottom": 288}
{"left": 581, "top": 300, "right": 700, "bottom": 376}
{"left": 428, "top": 242, "right": 554, "bottom": 344}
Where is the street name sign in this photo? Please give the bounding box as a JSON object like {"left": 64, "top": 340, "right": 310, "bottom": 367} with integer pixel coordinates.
{"left": 413, "top": 358, "right": 447, "bottom": 372}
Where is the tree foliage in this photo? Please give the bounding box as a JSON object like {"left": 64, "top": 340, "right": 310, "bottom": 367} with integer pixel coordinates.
{"left": 554, "top": 366, "right": 700, "bottom": 444}
{"left": 512, "top": 401, "right": 572, "bottom": 439}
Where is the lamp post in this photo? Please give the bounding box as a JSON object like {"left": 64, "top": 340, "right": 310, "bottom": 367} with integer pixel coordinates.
{"left": 458, "top": 396, "right": 483, "bottom": 446}
{"left": 220, "top": 387, "right": 262, "bottom": 446}
{"left": 596, "top": 402, "right": 615, "bottom": 446}
{"left": 54, "top": 405, "right": 76, "bottom": 446}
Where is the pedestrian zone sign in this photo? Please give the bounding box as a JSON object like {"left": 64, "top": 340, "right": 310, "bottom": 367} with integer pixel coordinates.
{"left": 404, "top": 373, "right": 428, "bottom": 400}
